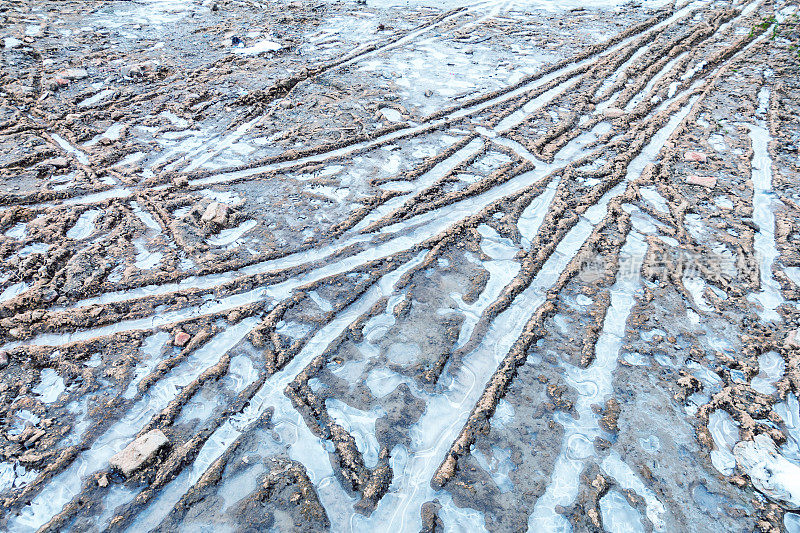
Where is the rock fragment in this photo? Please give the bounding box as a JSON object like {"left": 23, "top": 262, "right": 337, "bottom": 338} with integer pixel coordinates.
{"left": 57, "top": 68, "right": 88, "bottom": 80}
{"left": 174, "top": 331, "right": 191, "bottom": 347}
{"left": 109, "top": 429, "right": 169, "bottom": 477}
{"left": 686, "top": 175, "right": 717, "bottom": 188}
{"left": 684, "top": 150, "right": 707, "bottom": 162}
{"left": 201, "top": 202, "right": 229, "bottom": 226}
{"left": 785, "top": 329, "right": 800, "bottom": 350}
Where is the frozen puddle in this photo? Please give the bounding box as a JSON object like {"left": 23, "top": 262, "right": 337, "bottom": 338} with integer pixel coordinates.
{"left": 600, "top": 490, "right": 644, "bottom": 533}
{"left": 207, "top": 219, "right": 257, "bottom": 247}
{"left": 708, "top": 409, "right": 738, "bottom": 475}
{"left": 66, "top": 209, "right": 101, "bottom": 240}
{"left": 746, "top": 90, "right": 783, "bottom": 321}
{"left": 134, "top": 243, "right": 163, "bottom": 270}
{"left": 5, "top": 222, "right": 27, "bottom": 240}
{"left": 0, "top": 282, "right": 30, "bottom": 303}
{"left": 31, "top": 369, "right": 66, "bottom": 404}
{"left": 49, "top": 133, "right": 90, "bottom": 165}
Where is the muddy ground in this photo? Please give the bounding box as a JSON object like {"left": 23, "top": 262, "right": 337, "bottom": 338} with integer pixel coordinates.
{"left": 1, "top": 0, "right": 800, "bottom": 531}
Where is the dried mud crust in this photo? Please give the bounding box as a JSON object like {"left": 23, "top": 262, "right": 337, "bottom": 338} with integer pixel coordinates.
{"left": 1, "top": 0, "right": 800, "bottom": 532}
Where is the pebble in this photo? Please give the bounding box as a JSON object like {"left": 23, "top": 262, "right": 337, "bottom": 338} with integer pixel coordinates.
{"left": 684, "top": 151, "right": 707, "bottom": 162}
{"left": 686, "top": 175, "right": 717, "bottom": 188}
{"left": 786, "top": 329, "right": 800, "bottom": 350}
{"left": 174, "top": 331, "right": 191, "bottom": 347}
{"left": 58, "top": 68, "right": 88, "bottom": 80}
{"left": 109, "top": 429, "right": 169, "bottom": 477}
{"left": 201, "top": 202, "right": 230, "bottom": 225}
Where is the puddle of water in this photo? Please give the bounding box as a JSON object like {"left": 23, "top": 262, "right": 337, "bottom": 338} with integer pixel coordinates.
{"left": 32, "top": 369, "right": 66, "bottom": 404}
{"left": 66, "top": 209, "right": 101, "bottom": 240}
{"left": 207, "top": 220, "right": 257, "bottom": 247}
{"left": 600, "top": 490, "right": 645, "bottom": 533}
{"left": 0, "top": 281, "right": 30, "bottom": 303}
{"left": 5, "top": 222, "right": 27, "bottom": 240}
{"left": 746, "top": 98, "right": 783, "bottom": 321}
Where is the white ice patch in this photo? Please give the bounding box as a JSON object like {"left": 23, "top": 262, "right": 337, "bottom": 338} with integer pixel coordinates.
{"left": 380, "top": 108, "right": 403, "bottom": 123}
{"left": 473, "top": 445, "right": 515, "bottom": 493}
{"left": 708, "top": 410, "right": 738, "bottom": 475}
{"left": 734, "top": 433, "right": 800, "bottom": 508}
{"left": 123, "top": 331, "right": 170, "bottom": 400}
{"left": 207, "top": 220, "right": 257, "bottom": 247}
{"left": 78, "top": 89, "right": 115, "bottom": 108}
{"left": 751, "top": 351, "right": 784, "bottom": 395}
{"left": 66, "top": 209, "right": 100, "bottom": 240}
{"left": 0, "top": 462, "right": 38, "bottom": 492}
{"left": 131, "top": 201, "right": 161, "bottom": 233}
{"left": 600, "top": 490, "right": 645, "bottom": 533}
{"left": 134, "top": 241, "right": 163, "bottom": 270}
{"left": 518, "top": 183, "right": 558, "bottom": 249}
{"left": 233, "top": 39, "right": 282, "bottom": 55}
{"left": 32, "top": 369, "right": 66, "bottom": 404}
{"left": 601, "top": 451, "right": 667, "bottom": 531}
{"left": 0, "top": 281, "right": 29, "bottom": 303}
{"left": 49, "top": 133, "right": 90, "bottom": 165}
{"left": 6, "top": 319, "right": 259, "bottom": 532}
{"left": 5, "top": 222, "right": 27, "bottom": 240}
{"left": 639, "top": 186, "right": 669, "bottom": 213}
{"left": 746, "top": 104, "right": 783, "bottom": 321}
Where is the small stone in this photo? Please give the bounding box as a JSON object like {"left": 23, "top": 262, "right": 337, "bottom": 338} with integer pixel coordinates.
{"left": 172, "top": 176, "right": 188, "bottom": 187}
{"left": 98, "top": 474, "right": 109, "bottom": 488}
{"left": 109, "top": 429, "right": 169, "bottom": 477}
{"left": 684, "top": 151, "right": 707, "bottom": 162}
{"left": 45, "top": 157, "right": 69, "bottom": 168}
{"left": 424, "top": 89, "right": 433, "bottom": 98}
{"left": 122, "top": 61, "right": 158, "bottom": 78}
{"left": 279, "top": 99, "right": 292, "bottom": 109}
{"left": 686, "top": 175, "right": 716, "bottom": 188}
{"left": 174, "top": 331, "right": 191, "bottom": 347}
{"left": 58, "top": 68, "right": 88, "bottom": 80}
{"left": 201, "top": 202, "right": 229, "bottom": 225}
{"left": 786, "top": 329, "right": 800, "bottom": 350}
